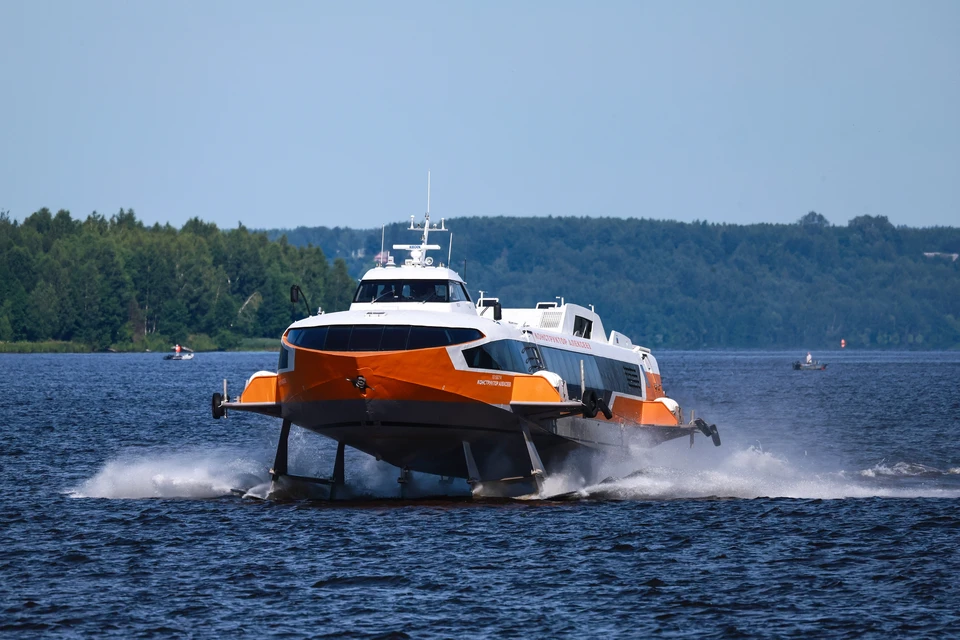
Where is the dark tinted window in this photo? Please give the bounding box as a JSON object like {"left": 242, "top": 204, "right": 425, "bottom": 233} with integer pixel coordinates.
{"left": 354, "top": 281, "right": 401, "bottom": 303}
{"left": 521, "top": 343, "right": 544, "bottom": 371}
{"left": 349, "top": 325, "right": 384, "bottom": 351}
{"left": 539, "top": 346, "right": 635, "bottom": 397}
{"left": 450, "top": 283, "right": 470, "bottom": 302}
{"left": 278, "top": 346, "right": 289, "bottom": 370}
{"left": 429, "top": 283, "right": 448, "bottom": 302}
{"left": 408, "top": 326, "right": 451, "bottom": 349}
{"left": 447, "top": 328, "right": 485, "bottom": 345}
{"left": 597, "top": 357, "right": 625, "bottom": 393}
{"left": 286, "top": 325, "right": 481, "bottom": 352}
{"left": 325, "top": 326, "right": 353, "bottom": 351}
{"left": 464, "top": 344, "right": 501, "bottom": 370}
{"left": 380, "top": 325, "right": 410, "bottom": 351}
{"left": 354, "top": 279, "right": 469, "bottom": 303}
{"left": 463, "top": 340, "right": 544, "bottom": 374}
{"left": 286, "top": 327, "right": 328, "bottom": 350}
{"left": 573, "top": 316, "right": 593, "bottom": 339}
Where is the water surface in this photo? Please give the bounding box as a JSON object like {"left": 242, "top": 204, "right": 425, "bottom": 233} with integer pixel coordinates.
{"left": 1, "top": 350, "right": 958, "bottom": 637}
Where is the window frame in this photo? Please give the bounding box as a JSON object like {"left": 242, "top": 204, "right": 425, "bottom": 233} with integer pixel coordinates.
{"left": 539, "top": 345, "right": 643, "bottom": 398}
{"left": 285, "top": 324, "right": 483, "bottom": 352}
{"left": 353, "top": 279, "right": 471, "bottom": 304}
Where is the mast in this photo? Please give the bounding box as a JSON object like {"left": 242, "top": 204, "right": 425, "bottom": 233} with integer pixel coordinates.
{"left": 392, "top": 172, "right": 448, "bottom": 267}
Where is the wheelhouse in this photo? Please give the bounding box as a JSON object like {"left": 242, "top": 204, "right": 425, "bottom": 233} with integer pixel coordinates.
{"left": 354, "top": 279, "right": 472, "bottom": 304}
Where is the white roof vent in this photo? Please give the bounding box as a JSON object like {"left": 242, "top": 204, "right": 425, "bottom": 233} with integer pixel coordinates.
{"left": 539, "top": 311, "right": 563, "bottom": 329}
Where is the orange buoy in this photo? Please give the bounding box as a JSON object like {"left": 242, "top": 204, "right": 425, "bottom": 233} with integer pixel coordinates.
{"left": 841, "top": 338, "right": 846, "bottom": 348}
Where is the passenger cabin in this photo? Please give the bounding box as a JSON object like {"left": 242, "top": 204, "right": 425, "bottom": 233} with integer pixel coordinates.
{"left": 478, "top": 299, "right": 607, "bottom": 343}
{"left": 473, "top": 297, "right": 658, "bottom": 401}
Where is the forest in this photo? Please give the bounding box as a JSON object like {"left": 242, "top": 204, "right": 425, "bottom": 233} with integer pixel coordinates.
{"left": 270, "top": 212, "right": 960, "bottom": 350}
{"left": 0, "top": 208, "right": 355, "bottom": 352}
{"left": 3, "top": 208, "right": 958, "bottom": 351}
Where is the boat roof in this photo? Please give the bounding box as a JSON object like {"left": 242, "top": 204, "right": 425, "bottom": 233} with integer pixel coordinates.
{"left": 360, "top": 264, "right": 464, "bottom": 282}
{"left": 288, "top": 308, "right": 510, "bottom": 336}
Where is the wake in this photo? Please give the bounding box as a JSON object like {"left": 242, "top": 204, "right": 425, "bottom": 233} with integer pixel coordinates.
{"left": 69, "top": 444, "right": 471, "bottom": 500}
{"left": 69, "top": 448, "right": 268, "bottom": 499}
{"left": 70, "top": 443, "right": 960, "bottom": 502}
{"left": 546, "top": 446, "right": 960, "bottom": 501}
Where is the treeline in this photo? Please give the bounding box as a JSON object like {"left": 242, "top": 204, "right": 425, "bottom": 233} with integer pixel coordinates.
{"left": 0, "top": 208, "right": 355, "bottom": 351}
{"left": 270, "top": 212, "right": 960, "bottom": 350}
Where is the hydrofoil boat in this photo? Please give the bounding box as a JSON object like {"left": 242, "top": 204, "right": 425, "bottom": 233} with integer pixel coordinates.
{"left": 211, "top": 190, "right": 720, "bottom": 498}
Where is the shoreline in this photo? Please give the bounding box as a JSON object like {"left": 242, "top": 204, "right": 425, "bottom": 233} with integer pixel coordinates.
{"left": 0, "top": 341, "right": 954, "bottom": 354}
{"left": 0, "top": 339, "right": 280, "bottom": 354}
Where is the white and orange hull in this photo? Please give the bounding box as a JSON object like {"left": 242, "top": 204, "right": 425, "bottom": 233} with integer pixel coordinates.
{"left": 227, "top": 340, "right": 705, "bottom": 493}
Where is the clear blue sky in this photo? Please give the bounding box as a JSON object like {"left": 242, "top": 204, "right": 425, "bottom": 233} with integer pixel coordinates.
{"left": 1, "top": 1, "right": 957, "bottom": 229}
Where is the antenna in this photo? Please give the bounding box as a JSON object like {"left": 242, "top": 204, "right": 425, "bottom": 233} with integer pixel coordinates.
{"left": 448, "top": 232, "right": 453, "bottom": 265}
{"left": 392, "top": 172, "right": 448, "bottom": 267}
{"left": 380, "top": 225, "right": 385, "bottom": 266}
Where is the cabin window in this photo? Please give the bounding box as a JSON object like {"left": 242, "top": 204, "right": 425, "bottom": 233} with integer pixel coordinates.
{"left": 596, "top": 357, "right": 631, "bottom": 394}
{"left": 325, "top": 326, "right": 353, "bottom": 351}
{"left": 521, "top": 344, "right": 544, "bottom": 371}
{"left": 450, "top": 283, "right": 469, "bottom": 302}
{"left": 463, "top": 344, "right": 501, "bottom": 370}
{"left": 573, "top": 316, "right": 593, "bottom": 339}
{"left": 537, "top": 346, "right": 641, "bottom": 397}
{"left": 349, "top": 325, "right": 385, "bottom": 351}
{"left": 425, "top": 283, "right": 448, "bottom": 302}
{"left": 447, "top": 328, "right": 487, "bottom": 345}
{"left": 285, "top": 325, "right": 482, "bottom": 352}
{"left": 408, "top": 326, "right": 451, "bottom": 349}
{"left": 285, "top": 327, "right": 327, "bottom": 351}
{"left": 463, "top": 340, "right": 543, "bottom": 374}
{"left": 380, "top": 325, "right": 411, "bottom": 351}
{"left": 353, "top": 279, "right": 471, "bottom": 304}
{"left": 539, "top": 346, "right": 603, "bottom": 396}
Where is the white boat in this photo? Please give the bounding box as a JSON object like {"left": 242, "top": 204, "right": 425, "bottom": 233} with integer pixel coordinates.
{"left": 212, "top": 193, "right": 719, "bottom": 498}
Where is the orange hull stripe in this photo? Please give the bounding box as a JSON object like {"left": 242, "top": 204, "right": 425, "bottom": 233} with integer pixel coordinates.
{"left": 608, "top": 395, "right": 679, "bottom": 426}
{"left": 279, "top": 346, "right": 561, "bottom": 406}
{"left": 271, "top": 345, "right": 677, "bottom": 426}
{"left": 240, "top": 374, "right": 278, "bottom": 403}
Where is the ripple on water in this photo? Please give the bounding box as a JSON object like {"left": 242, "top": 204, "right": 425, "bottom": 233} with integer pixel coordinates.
{"left": 1, "top": 352, "right": 959, "bottom": 636}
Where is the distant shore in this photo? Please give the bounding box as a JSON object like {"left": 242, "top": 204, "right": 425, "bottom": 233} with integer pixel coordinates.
{"left": 1, "top": 340, "right": 955, "bottom": 354}
{"left": 0, "top": 338, "right": 280, "bottom": 354}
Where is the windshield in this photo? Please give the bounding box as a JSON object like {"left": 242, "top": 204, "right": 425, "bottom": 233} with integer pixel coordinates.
{"left": 354, "top": 280, "right": 471, "bottom": 304}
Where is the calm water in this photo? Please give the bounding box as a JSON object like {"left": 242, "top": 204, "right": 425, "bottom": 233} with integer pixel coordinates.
{"left": 1, "top": 350, "right": 959, "bottom": 637}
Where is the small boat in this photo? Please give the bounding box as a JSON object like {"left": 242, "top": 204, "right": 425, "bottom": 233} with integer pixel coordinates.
{"left": 164, "top": 345, "right": 194, "bottom": 360}
{"left": 793, "top": 360, "right": 826, "bottom": 371}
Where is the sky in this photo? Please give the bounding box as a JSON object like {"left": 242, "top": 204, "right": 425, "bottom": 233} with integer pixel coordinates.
{"left": 1, "top": 1, "right": 957, "bottom": 230}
